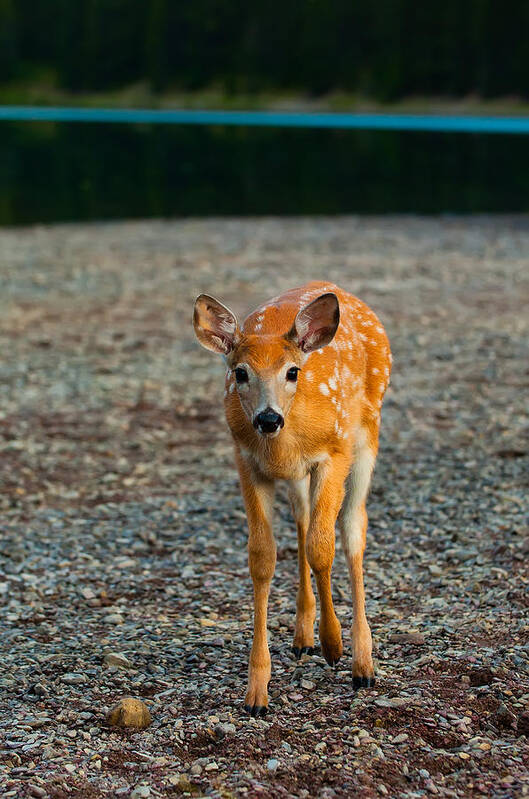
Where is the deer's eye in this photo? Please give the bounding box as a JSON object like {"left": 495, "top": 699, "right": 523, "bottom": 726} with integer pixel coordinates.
{"left": 234, "top": 367, "right": 249, "bottom": 384}
{"left": 286, "top": 367, "right": 299, "bottom": 382}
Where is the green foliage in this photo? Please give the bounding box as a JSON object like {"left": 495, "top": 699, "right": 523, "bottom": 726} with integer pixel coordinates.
{"left": 5, "top": 0, "right": 529, "bottom": 98}
{"left": 0, "top": 0, "right": 17, "bottom": 78}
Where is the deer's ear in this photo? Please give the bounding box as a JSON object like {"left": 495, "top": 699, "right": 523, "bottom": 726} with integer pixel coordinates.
{"left": 193, "top": 294, "right": 240, "bottom": 355}
{"left": 287, "top": 293, "right": 340, "bottom": 353}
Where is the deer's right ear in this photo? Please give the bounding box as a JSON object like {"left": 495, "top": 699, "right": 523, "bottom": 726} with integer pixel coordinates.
{"left": 287, "top": 292, "right": 340, "bottom": 353}
{"left": 193, "top": 294, "right": 240, "bottom": 355}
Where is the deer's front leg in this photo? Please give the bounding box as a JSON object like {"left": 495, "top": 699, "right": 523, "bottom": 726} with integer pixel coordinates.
{"left": 306, "top": 455, "right": 350, "bottom": 666}
{"left": 236, "top": 454, "right": 276, "bottom": 717}
{"left": 288, "top": 477, "right": 316, "bottom": 657}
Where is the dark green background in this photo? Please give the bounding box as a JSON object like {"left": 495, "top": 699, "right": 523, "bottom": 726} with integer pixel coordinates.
{"left": 2, "top": 1, "right": 529, "bottom": 223}
{"left": 3, "top": 0, "right": 529, "bottom": 99}
{"left": 2, "top": 123, "right": 529, "bottom": 225}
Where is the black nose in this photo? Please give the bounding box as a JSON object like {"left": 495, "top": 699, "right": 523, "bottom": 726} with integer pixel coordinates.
{"left": 254, "top": 408, "right": 284, "bottom": 434}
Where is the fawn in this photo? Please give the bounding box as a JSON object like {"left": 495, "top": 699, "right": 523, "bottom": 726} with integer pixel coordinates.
{"left": 193, "top": 281, "right": 391, "bottom": 716}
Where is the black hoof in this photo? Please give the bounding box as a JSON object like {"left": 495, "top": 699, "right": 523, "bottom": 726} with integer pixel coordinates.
{"left": 292, "top": 646, "right": 315, "bottom": 659}
{"left": 321, "top": 647, "right": 342, "bottom": 667}
{"left": 353, "top": 675, "right": 376, "bottom": 690}
{"left": 244, "top": 704, "right": 268, "bottom": 718}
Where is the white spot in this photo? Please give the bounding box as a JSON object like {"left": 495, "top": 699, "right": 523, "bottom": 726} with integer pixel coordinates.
{"left": 376, "top": 325, "right": 384, "bottom": 334}
{"left": 229, "top": 383, "right": 235, "bottom": 393}
{"left": 255, "top": 323, "right": 262, "bottom": 331}
{"left": 370, "top": 339, "right": 377, "bottom": 346}
{"left": 384, "top": 366, "right": 389, "bottom": 376}
{"left": 319, "top": 382, "right": 330, "bottom": 396}
{"left": 334, "top": 420, "right": 339, "bottom": 432}
{"left": 372, "top": 367, "right": 379, "bottom": 375}
{"left": 328, "top": 376, "right": 337, "bottom": 391}
{"left": 359, "top": 333, "right": 367, "bottom": 342}
{"left": 389, "top": 353, "right": 393, "bottom": 364}
{"left": 305, "top": 371, "right": 313, "bottom": 382}
{"left": 317, "top": 348, "right": 324, "bottom": 355}
{"left": 379, "top": 383, "right": 385, "bottom": 393}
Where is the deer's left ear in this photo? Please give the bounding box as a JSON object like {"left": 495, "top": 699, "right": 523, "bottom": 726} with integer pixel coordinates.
{"left": 193, "top": 294, "right": 240, "bottom": 355}
{"left": 287, "top": 293, "right": 340, "bottom": 353}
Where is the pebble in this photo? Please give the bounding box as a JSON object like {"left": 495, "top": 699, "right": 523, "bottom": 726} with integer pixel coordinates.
{"left": 375, "top": 698, "right": 408, "bottom": 708}
{"left": 267, "top": 758, "right": 279, "bottom": 771}
{"left": 106, "top": 698, "right": 151, "bottom": 729}
{"left": 61, "top": 673, "right": 87, "bottom": 685}
{"left": 103, "top": 652, "right": 132, "bottom": 668}
{"left": 103, "top": 613, "right": 124, "bottom": 624}
{"left": 130, "top": 787, "right": 151, "bottom": 799}
{"left": 28, "top": 786, "right": 46, "bottom": 798}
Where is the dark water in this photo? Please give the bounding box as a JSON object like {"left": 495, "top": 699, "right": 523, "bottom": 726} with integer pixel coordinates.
{"left": 1, "top": 122, "right": 529, "bottom": 224}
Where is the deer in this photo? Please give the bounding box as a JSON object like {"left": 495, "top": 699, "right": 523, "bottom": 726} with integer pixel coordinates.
{"left": 193, "top": 281, "right": 391, "bottom": 716}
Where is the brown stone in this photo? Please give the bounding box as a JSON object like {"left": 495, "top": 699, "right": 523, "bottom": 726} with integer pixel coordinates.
{"left": 388, "top": 632, "right": 425, "bottom": 645}
{"left": 106, "top": 697, "right": 152, "bottom": 729}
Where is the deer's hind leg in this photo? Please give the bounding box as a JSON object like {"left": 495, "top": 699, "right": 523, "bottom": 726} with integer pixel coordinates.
{"left": 288, "top": 476, "right": 316, "bottom": 657}
{"left": 338, "top": 426, "right": 377, "bottom": 688}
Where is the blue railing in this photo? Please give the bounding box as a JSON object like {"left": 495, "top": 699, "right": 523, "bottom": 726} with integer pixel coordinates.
{"left": 1, "top": 106, "right": 529, "bottom": 134}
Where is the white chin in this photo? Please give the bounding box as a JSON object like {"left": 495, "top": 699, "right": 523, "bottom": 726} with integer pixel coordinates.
{"left": 258, "top": 428, "right": 281, "bottom": 439}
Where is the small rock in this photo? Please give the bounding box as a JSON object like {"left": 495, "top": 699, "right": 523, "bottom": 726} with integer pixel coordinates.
{"left": 214, "top": 722, "right": 236, "bottom": 738}
{"left": 131, "top": 787, "right": 150, "bottom": 799}
{"left": 388, "top": 632, "right": 425, "bottom": 645}
{"left": 28, "top": 683, "right": 48, "bottom": 697}
{"left": 205, "top": 762, "right": 218, "bottom": 771}
{"left": 61, "top": 673, "right": 87, "bottom": 685}
{"left": 518, "top": 711, "right": 529, "bottom": 735}
{"left": 495, "top": 702, "right": 516, "bottom": 729}
{"left": 103, "top": 613, "right": 124, "bottom": 624}
{"left": 375, "top": 697, "right": 408, "bottom": 708}
{"left": 267, "top": 758, "right": 279, "bottom": 771}
{"left": 28, "top": 786, "right": 46, "bottom": 798}
{"left": 392, "top": 733, "right": 408, "bottom": 744}
{"left": 103, "top": 652, "right": 132, "bottom": 668}
{"left": 106, "top": 698, "right": 151, "bottom": 729}
{"left": 428, "top": 565, "right": 443, "bottom": 577}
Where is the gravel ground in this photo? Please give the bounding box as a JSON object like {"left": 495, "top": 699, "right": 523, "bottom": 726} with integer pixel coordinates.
{"left": 0, "top": 216, "right": 528, "bottom": 799}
